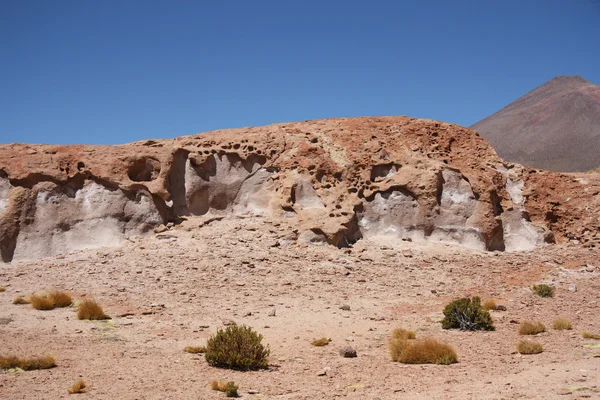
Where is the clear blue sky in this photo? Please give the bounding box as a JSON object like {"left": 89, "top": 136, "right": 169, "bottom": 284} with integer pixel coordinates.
{"left": 1, "top": 1, "right": 599, "bottom": 144}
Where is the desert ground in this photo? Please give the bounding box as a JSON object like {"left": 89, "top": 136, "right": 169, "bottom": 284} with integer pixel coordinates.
{"left": 1, "top": 215, "right": 599, "bottom": 399}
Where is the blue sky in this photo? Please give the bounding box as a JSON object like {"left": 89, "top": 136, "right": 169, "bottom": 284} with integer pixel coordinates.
{"left": 1, "top": 1, "right": 599, "bottom": 144}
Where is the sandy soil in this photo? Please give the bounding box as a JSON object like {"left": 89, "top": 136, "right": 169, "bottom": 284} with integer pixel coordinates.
{"left": 1, "top": 216, "right": 599, "bottom": 399}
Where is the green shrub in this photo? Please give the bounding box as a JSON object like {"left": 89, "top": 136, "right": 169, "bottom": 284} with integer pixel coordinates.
{"left": 532, "top": 284, "right": 554, "bottom": 298}
{"left": 205, "top": 325, "right": 269, "bottom": 370}
{"left": 441, "top": 297, "right": 495, "bottom": 331}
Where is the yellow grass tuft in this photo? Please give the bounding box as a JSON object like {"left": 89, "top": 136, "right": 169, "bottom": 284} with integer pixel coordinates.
{"left": 392, "top": 328, "right": 416, "bottom": 340}
{"left": 211, "top": 380, "right": 239, "bottom": 397}
{"left": 68, "top": 380, "right": 87, "bottom": 394}
{"left": 13, "top": 296, "right": 30, "bottom": 305}
{"left": 0, "top": 355, "right": 56, "bottom": 370}
{"left": 582, "top": 332, "right": 600, "bottom": 340}
{"left": 390, "top": 337, "right": 457, "bottom": 365}
{"left": 77, "top": 298, "right": 110, "bottom": 320}
{"left": 519, "top": 321, "right": 546, "bottom": 335}
{"left": 48, "top": 291, "right": 72, "bottom": 308}
{"left": 482, "top": 299, "right": 497, "bottom": 311}
{"left": 552, "top": 317, "right": 572, "bottom": 331}
{"left": 184, "top": 345, "right": 207, "bottom": 354}
{"left": 27, "top": 290, "right": 72, "bottom": 310}
{"left": 311, "top": 337, "right": 330, "bottom": 346}
{"left": 517, "top": 340, "right": 544, "bottom": 354}
{"left": 29, "top": 294, "right": 55, "bottom": 310}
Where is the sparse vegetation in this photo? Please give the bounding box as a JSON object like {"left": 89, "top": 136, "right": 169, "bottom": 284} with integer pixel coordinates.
{"left": 77, "top": 298, "right": 110, "bottom": 320}
{"left": 211, "top": 380, "right": 239, "bottom": 397}
{"left": 441, "top": 297, "right": 495, "bottom": 331}
{"left": 28, "top": 290, "right": 72, "bottom": 310}
{"left": 311, "top": 337, "right": 330, "bottom": 346}
{"left": 482, "top": 299, "right": 497, "bottom": 311}
{"left": 517, "top": 340, "right": 544, "bottom": 354}
{"left": 0, "top": 287, "right": 5, "bottom": 292}
{"left": 68, "top": 380, "right": 87, "bottom": 394}
{"left": 552, "top": 317, "right": 572, "bottom": 331}
{"left": 392, "top": 328, "right": 416, "bottom": 340}
{"left": 582, "top": 332, "right": 600, "bottom": 340}
{"left": 532, "top": 284, "right": 554, "bottom": 298}
{"left": 205, "top": 325, "right": 269, "bottom": 370}
{"left": 184, "top": 345, "right": 207, "bottom": 354}
{"left": 390, "top": 337, "right": 457, "bottom": 365}
{"left": 0, "top": 355, "right": 56, "bottom": 370}
{"left": 519, "top": 321, "right": 546, "bottom": 335}
{"left": 13, "top": 296, "right": 29, "bottom": 305}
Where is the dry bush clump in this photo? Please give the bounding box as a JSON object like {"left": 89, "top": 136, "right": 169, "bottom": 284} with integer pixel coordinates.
{"left": 77, "top": 298, "right": 110, "bottom": 320}
{"left": 205, "top": 325, "right": 269, "bottom": 370}
{"left": 390, "top": 337, "right": 457, "bottom": 365}
{"left": 532, "top": 284, "right": 554, "bottom": 298}
{"left": 517, "top": 340, "right": 544, "bottom": 354}
{"left": 29, "top": 294, "right": 55, "bottom": 310}
{"left": 68, "top": 380, "right": 87, "bottom": 394}
{"left": 48, "top": 291, "right": 72, "bottom": 308}
{"left": 13, "top": 296, "right": 30, "bottom": 305}
{"left": 392, "top": 328, "right": 416, "bottom": 340}
{"left": 552, "top": 317, "right": 572, "bottom": 331}
{"left": 582, "top": 332, "right": 600, "bottom": 340}
{"left": 441, "top": 297, "right": 495, "bottom": 331}
{"left": 28, "top": 290, "right": 72, "bottom": 310}
{"left": 211, "top": 380, "right": 239, "bottom": 397}
{"left": 519, "top": 321, "right": 546, "bottom": 335}
{"left": 184, "top": 345, "right": 207, "bottom": 354}
{"left": 0, "top": 355, "right": 56, "bottom": 370}
{"left": 311, "top": 337, "right": 330, "bottom": 346}
{"left": 482, "top": 299, "right": 497, "bottom": 311}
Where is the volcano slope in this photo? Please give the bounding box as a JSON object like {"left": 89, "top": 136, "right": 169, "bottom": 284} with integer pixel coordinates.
{"left": 1, "top": 116, "right": 599, "bottom": 399}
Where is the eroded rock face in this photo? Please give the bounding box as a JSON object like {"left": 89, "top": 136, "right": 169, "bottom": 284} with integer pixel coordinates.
{"left": 0, "top": 116, "right": 598, "bottom": 262}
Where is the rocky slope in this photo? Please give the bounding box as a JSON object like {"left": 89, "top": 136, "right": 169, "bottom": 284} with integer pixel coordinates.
{"left": 471, "top": 75, "right": 600, "bottom": 172}
{"left": 1, "top": 116, "right": 599, "bottom": 262}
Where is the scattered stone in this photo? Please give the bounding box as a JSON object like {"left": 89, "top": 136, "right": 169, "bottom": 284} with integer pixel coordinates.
{"left": 222, "top": 319, "right": 237, "bottom": 326}
{"left": 495, "top": 305, "right": 507, "bottom": 311}
{"left": 339, "top": 346, "right": 357, "bottom": 358}
{"left": 268, "top": 309, "right": 276, "bottom": 317}
{"left": 568, "top": 283, "right": 577, "bottom": 292}
{"left": 248, "top": 389, "right": 260, "bottom": 394}
{"left": 340, "top": 304, "right": 351, "bottom": 311}
{"left": 153, "top": 224, "right": 168, "bottom": 233}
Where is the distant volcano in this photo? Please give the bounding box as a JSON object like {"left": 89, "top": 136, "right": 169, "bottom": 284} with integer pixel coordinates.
{"left": 471, "top": 75, "right": 600, "bottom": 172}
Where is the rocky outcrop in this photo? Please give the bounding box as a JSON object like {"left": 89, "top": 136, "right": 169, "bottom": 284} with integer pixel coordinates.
{"left": 1, "top": 116, "right": 597, "bottom": 262}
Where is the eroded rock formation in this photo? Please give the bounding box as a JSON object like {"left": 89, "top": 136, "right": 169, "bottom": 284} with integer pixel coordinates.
{"left": 1, "top": 116, "right": 598, "bottom": 262}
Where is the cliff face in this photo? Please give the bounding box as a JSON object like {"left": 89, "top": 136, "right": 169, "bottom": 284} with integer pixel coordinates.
{"left": 1, "top": 116, "right": 598, "bottom": 262}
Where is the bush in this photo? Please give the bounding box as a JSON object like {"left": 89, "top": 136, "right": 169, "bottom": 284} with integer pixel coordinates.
{"left": 13, "top": 296, "right": 30, "bottom": 305}
{"left": 48, "top": 291, "right": 72, "bottom": 308}
{"left": 552, "top": 318, "right": 572, "bottom": 330}
{"left": 519, "top": 321, "right": 546, "bottom": 335}
{"left": 0, "top": 355, "right": 56, "bottom": 371}
{"left": 517, "top": 340, "right": 543, "bottom": 354}
{"left": 77, "top": 298, "right": 110, "bottom": 320}
{"left": 68, "top": 380, "right": 87, "bottom": 394}
{"left": 582, "top": 332, "right": 600, "bottom": 340}
{"left": 311, "top": 337, "right": 330, "bottom": 346}
{"left": 28, "top": 291, "right": 72, "bottom": 310}
{"left": 29, "top": 294, "right": 55, "bottom": 310}
{"left": 482, "top": 299, "right": 497, "bottom": 311}
{"left": 205, "top": 325, "right": 269, "bottom": 370}
{"left": 392, "top": 328, "right": 416, "bottom": 340}
{"left": 532, "top": 284, "right": 554, "bottom": 298}
{"left": 390, "top": 338, "right": 457, "bottom": 365}
{"left": 211, "top": 380, "right": 239, "bottom": 397}
{"left": 184, "top": 346, "right": 206, "bottom": 354}
{"left": 441, "top": 297, "right": 495, "bottom": 331}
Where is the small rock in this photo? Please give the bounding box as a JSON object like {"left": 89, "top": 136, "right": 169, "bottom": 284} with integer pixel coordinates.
{"left": 568, "top": 283, "right": 577, "bottom": 292}
{"left": 268, "top": 309, "right": 276, "bottom": 317}
{"left": 339, "top": 346, "right": 357, "bottom": 358}
{"left": 495, "top": 305, "right": 507, "bottom": 311}
{"left": 340, "top": 304, "right": 351, "bottom": 311}
{"left": 247, "top": 390, "right": 260, "bottom": 394}
{"left": 317, "top": 369, "right": 327, "bottom": 376}
{"left": 222, "top": 319, "right": 237, "bottom": 326}
{"left": 153, "top": 224, "right": 168, "bottom": 233}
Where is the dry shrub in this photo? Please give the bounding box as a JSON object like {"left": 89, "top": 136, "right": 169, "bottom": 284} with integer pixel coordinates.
{"left": 29, "top": 294, "right": 55, "bottom": 310}
{"left": 390, "top": 338, "right": 457, "bottom": 365}
{"left": 77, "top": 298, "right": 110, "bottom": 320}
{"left": 0, "top": 287, "right": 5, "bottom": 292}
{"left": 184, "top": 346, "right": 207, "bottom": 354}
{"left": 482, "top": 299, "right": 497, "bottom": 311}
{"left": 311, "top": 337, "right": 330, "bottom": 346}
{"left": 582, "top": 332, "right": 600, "bottom": 340}
{"left": 13, "top": 296, "right": 30, "bottom": 305}
{"left": 552, "top": 317, "right": 572, "bottom": 331}
{"left": 0, "top": 355, "right": 56, "bottom": 370}
{"left": 68, "top": 380, "right": 87, "bottom": 394}
{"left": 392, "top": 328, "right": 416, "bottom": 340}
{"left": 532, "top": 284, "right": 554, "bottom": 298}
{"left": 211, "top": 380, "right": 239, "bottom": 397}
{"left": 442, "top": 297, "right": 495, "bottom": 331}
{"left": 48, "top": 291, "right": 72, "bottom": 308}
{"left": 519, "top": 321, "right": 546, "bottom": 335}
{"left": 205, "top": 325, "right": 269, "bottom": 370}
{"left": 517, "top": 340, "right": 543, "bottom": 354}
